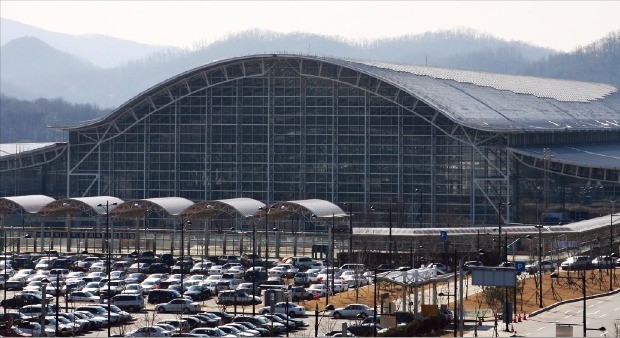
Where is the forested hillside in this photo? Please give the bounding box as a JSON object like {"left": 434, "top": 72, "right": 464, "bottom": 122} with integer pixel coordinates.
{"left": 527, "top": 31, "right": 620, "bottom": 87}
{"left": 0, "top": 95, "right": 106, "bottom": 142}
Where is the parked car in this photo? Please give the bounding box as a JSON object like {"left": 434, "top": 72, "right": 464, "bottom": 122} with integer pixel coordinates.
{"left": 258, "top": 302, "right": 306, "bottom": 317}
{"left": 332, "top": 304, "right": 374, "bottom": 319}
{"left": 148, "top": 289, "right": 183, "bottom": 304}
{"left": 592, "top": 256, "right": 615, "bottom": 269}
{"left": 427, "top": 263, "right": 451, "bottom": 273}
{"left": 216, "top": 290, "right": 261, "bottom": 306}
{"left": 0, "top": 292, "right": 43, "bottom": 308}
{"left": 561, "top": 256, "right": 592, "bottom": 270}
{"left": 525, "top": 260, "right": 555, "bottom": 273}
{"left": 184, "top": 284, "right": 212, "bottom": 301}
{"left": 155, "top": 298, "right": 201, "bottom": 313}
{"left": 123, "top": 283, "right": 145, "bottom": 295}
{"left": 67, "top": 290, "right": 99, "bottom": 303}
{"left": 111, "top": 294, "right": 145, "bottom": 312}
{"left": 126, "top": 326, "right": 171, "bottom": 337}
{"left": 462, "top": 261, "right": 484, "bottom": 272}
{"left": 308, "top": 283, "right": 328, "bottom": 297}
{"left": 290, "top": 286, "right": 314, "bottom": 301}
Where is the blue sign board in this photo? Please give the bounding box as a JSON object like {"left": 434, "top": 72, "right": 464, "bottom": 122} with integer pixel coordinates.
{"left": 514, "top": 261, "right": 526, "bottom": 272}
{"left": 440, "top": 231, "right": 447, "bottom": 241}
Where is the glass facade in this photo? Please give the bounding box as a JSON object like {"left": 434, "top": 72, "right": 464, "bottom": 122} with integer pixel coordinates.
{"left": 2, "top": 56, "right": 618, "bottom": 229}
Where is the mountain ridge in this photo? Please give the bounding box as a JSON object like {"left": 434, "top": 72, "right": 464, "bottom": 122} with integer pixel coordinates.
{"left": 0, "top": 17, "right": 179, "bottom": 68}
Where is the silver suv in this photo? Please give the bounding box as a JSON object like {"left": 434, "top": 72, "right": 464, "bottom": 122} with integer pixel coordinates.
{"left": 110, "top": 294, "right": 145, "bottom": 312}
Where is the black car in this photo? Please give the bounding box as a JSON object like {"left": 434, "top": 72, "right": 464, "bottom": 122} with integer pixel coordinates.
{"left": 11, "top": 257, "right": 36, "bottom": 270}
{"left": 171, "top": 260, "right": 193, "bottom": 274}
{"left": 205, "top": 310, "right": 234, "bottom": 324}
{"left": 161, "top": 254, "right": 175, "bottom": 266}
{"left": 184, "top": 284, "right": 212, "bottom": 301}
{"left": 0, "top": 293, "right": 43, "bottom": 308}
{"left": 147, "top": 289, "right": 182, "bottom": 304}
{"left": 148, "top": 263, "right": 171, "bottom": 273}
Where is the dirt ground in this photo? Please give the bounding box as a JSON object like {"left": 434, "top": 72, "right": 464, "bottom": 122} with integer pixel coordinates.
{"left": 299, "top": 268, "right": 620, "bottom": 316}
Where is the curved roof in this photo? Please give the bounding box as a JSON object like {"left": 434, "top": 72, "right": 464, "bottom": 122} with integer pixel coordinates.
{"left": 57, "top": 54, "right": 620, "bottom": 134}
{"left": 39, "top": 196, "right": 124, "bottom": 217}
{"left": 111, "top": 197, "right": 194, "bottom": 217}
{"left": 263, "top": 199, "right": 348, "bottom": 220}
{"left": 353, "top": 213, "right": 619, "bottom": 237}
{"left": 179, "top": 198, "right": 266, "bottom": 220}
{"left": 0, "top": 195, "right": 56, "bottom": 214}
{"left": 509, "top": 143, "right": 620, "bottom": 170}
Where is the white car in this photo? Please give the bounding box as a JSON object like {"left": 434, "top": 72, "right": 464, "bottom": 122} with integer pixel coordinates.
{"left": 89, "top": 262, "right": 106, "bottom": 272}
{"left": 67, "top": 290, "right": 99, "bottom": 303}
{"left": 23, "top": 280, "right": 44, "bottom": 292}
{"left": 208, "top": 265, "right": 224, "bottom": 275}
{"left": 258, "top": 301, "right": 306, "bottom": 317}
{"left": 155, "top": 298, "right": 201, "bottom": 313}
{"left": 15, "top": 269, "right": 36, "bottom": 279}
{"left": 83, "top": 281, "right": 101, "bottom": 294}
{"left": 123, "top": 283, "right": 144, "bottom": 295}
{"left": 308, "top": 283, "right": 328, "bottom": 297}
{"left": 332, "top": 279, "right": 348, "bottom": 293}
{"left": 126, "top": 325, "right": 171, "bottom": 337}
{"left": 87, "top": 271, "right": 107, "bottom": 280}
{"left": 66, "top": 271, "right": 86, "bottom": 279}
{"left": 268, "top": 266, "right": 287, "bottom": 278}
{"left": 332, "top": 304, "right": 375, "bottom": 319}
{"left": 140, "top": 278, "right": 161, "bottom": 293}
{"left": 28, "top": 273, "right": 50, "bottom": 283}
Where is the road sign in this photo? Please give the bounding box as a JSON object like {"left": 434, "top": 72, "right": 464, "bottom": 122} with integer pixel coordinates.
{"left": 515, "top": 261, "right": 526, "bottom": 272}
{"left": 440, "top": 231, "right": 447, "bottom": 241}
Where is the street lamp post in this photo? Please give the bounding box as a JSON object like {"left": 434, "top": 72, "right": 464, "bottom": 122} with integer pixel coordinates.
{"left": 259, "top": 206, "right": 271, "bottom": 270}
{"left": 343, "top": 203, "right": 353, "bottom": 261}
{"left": 181, "top": 220, "right": 190, "bottom": 295}
{"left": 97, "top": 201, "right": 117, "bottom": 337}
{"left": 498, "top": 201, "right": 511, "bottom": 264}
{"left": 610, "top": 201, "right": 616, "bottom": 291}
{"left": 371, "top": 205, "right": 393, "bottom": 264}
{"left": 534, "top": 224, "right": 544, "bottom": 307}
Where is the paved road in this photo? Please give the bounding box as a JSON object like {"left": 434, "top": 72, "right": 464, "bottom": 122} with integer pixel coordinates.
{"left": 468, "top": 291, "right": 620, "bottom": 337}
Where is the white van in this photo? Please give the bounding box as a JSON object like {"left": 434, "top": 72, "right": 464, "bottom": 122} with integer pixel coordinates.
{"left": 291, "top": 256, "right": 315, "bottom": 269}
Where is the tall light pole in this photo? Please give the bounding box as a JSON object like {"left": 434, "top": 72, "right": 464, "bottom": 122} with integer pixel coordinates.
{"left": 610, "top": 200, "right": 616, "bottom": 291}
{"left": 498, "top": 201, "right": 511, "bottom": 264}
{"left": 342, "top": 203, "right": 353, "bottom": 261}
{"left": 97, "top": 201, "right": 117, "bottom": 337}
{"left": 252, "top": 220, "right": 257, "bottom": 316}
{"left": 181, "top": 220, "right": 190, "bottom": 295}
{"left": 371, "top": 205, "right": 393, "bottom": 264}
{"left": 259, "top": 206, "right": 270, "bottom": 270}
{"left": 534, "top": 224, "right": 544, "bottom": 307}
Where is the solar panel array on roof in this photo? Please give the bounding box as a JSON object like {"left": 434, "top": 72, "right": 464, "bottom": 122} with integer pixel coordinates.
{"left": 348, "top": 59, "right": 617, "bottom": 102}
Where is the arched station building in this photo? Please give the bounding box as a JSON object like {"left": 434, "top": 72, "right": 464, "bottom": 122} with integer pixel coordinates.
{"left": 1, "top": 54, "right": 619, "bottom": 232}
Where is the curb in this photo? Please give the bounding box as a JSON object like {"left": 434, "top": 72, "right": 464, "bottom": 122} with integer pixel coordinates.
{"left": 529, "top": 287, "right": 620, "bottom": 317}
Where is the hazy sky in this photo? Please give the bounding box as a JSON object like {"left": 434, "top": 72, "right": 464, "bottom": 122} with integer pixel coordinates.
{"left": 1, "top": 1, "right": 619, "bottom": 52}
